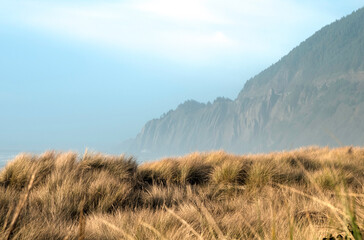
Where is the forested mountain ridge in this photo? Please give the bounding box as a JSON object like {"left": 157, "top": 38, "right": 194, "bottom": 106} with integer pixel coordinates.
{"left": 128, "top": 7, "right": 364, "bottom": 160}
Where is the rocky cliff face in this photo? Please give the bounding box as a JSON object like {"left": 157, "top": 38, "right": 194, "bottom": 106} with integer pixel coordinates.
{"left": 128, "top": 7, "right": 364, "bottom": 160}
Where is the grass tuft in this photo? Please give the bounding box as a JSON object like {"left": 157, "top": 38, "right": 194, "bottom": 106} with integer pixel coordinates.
{"left": 0, "top": 146, "right": 363, "bottom": 239}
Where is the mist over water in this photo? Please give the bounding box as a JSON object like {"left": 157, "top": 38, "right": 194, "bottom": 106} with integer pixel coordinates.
{"left": 0, "top": 151, "right": 20, "bottom": 168}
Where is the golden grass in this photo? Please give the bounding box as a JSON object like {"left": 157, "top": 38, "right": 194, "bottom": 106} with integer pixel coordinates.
{"left": 0, "top": 146, "right": 363, "bottom": 239}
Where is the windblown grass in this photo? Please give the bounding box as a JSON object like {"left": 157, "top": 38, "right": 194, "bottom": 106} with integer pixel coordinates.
{"left": 0, "top": 146, "right": 363, "bottom": 239}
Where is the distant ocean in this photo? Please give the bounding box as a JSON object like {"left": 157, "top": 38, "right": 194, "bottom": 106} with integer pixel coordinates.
{"left": 0, "top": 151, "right": 20, "bottom": 169}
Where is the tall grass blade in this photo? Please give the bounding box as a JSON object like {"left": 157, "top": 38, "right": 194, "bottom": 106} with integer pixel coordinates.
{"left": 4, "top": 170, "right": 36, "bottom": 240}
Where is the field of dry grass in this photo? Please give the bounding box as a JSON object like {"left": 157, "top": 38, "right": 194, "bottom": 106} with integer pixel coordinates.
{"left": 0, "top": 146, "right": 363, "bottom": 240}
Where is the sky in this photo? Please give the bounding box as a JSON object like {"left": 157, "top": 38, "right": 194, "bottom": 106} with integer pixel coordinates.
{"left": 0, "top": 0, "right": 363, "bottom": 154}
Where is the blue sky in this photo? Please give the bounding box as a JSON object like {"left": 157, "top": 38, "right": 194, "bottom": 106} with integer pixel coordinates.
{"left": 0, "top": 0, "right": 363, "bottom": 154}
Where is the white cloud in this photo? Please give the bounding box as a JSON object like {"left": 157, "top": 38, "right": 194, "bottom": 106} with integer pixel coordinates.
{"left": 133, "top": 0, "right": 228, "bottom": 24}
{"left": 0, "top": 0, "right": 350, "bottom": 63}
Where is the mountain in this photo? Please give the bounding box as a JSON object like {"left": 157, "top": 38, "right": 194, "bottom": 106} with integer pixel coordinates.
{"left": 128, "top": 7, "right": 364, "bottom": 161}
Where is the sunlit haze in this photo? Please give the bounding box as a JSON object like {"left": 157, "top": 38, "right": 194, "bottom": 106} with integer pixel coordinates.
{"left": 0, "top": 0, "right": 363, "bottom": 153}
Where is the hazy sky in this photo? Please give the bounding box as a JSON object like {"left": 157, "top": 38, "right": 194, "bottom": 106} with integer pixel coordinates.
{"left": 0, "top": 0, "right": 363, "bottom": 153}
